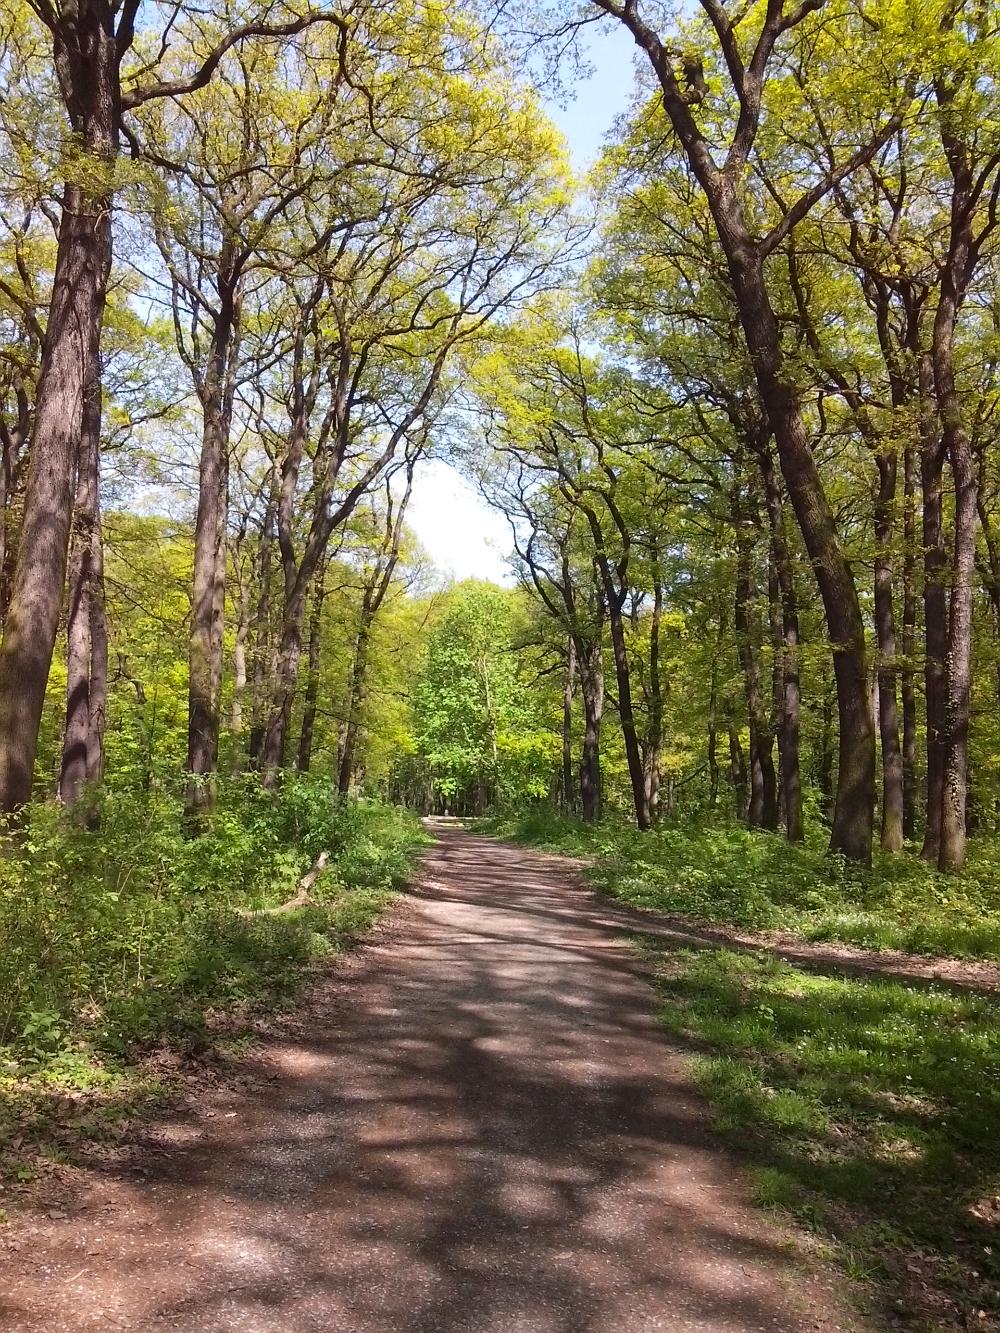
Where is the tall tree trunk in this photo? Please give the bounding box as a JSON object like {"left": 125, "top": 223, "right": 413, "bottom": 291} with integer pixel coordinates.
{"left": 561, "top": 636, "right": 576, "bottom": 814}
{"left": 934, "top": 322, "right": 978, "bottom": 873}
{"left": 641, "top": 577, "right": 665, "bottom": 822}
{"left": 760, "top": 451, "right": 803, "bottom": 841}
{"left": 707, "top": 651, "right": 720, "bottom": 810}
{"left": 920, "top": 354, "right": 949, "bottom": 863}
{"left": 728, "top": 723, "right": 748, "bottom": 820}
{"left": 901, "top": 442, "right": 918, "bottom": 840}
{"left": 248, "top": 487, "right": 277, "bottom": 766}
{"left": 598, "top": 0, "right": 875, "bottom": 859}
{"left": 231, "top": 582, "right": 250, "bottom": 738}
{"left": 734, "top": 523, "right": 778, "bottom": 831}
{"left": 605, "top": 588, "right": 650, "bottom": 830}
{"left": 296, "top": 577, "right": 325, "bottom": 773}
{"left": 59, "top": 345, "right": 107, "bottom": 807}
{"left": 577, "top": 635, "right": 604, "bottom": 822}
{"left": 338, "top": 618, "right": 371, "bottom": 796}
{"left": 186, "top": 257, "right": 239, "bottom": 819}
{"left": 0, "top": 156, "right": 114, "bottom": 809}
{"left": 874, "top": 452, "right": 904, "bottom": 851}
{"left": 260, "top": 583, "right": 308, "bottom": 784}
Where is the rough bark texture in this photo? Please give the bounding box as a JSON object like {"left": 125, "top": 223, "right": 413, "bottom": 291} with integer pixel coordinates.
{"left": 920, "top": 356, "right": 949, "bottom": 863}
{"left": 640, "top": 577, "right": 665, "bottom": 822}
{"left": 0, "top": 7, "right": 116, "bottom": 812}
{"left": 577, "top": 634, "right": 604, "bottom": 823}
{"left": 560, "top": 637, "right": 576, "bottom": 814}
{"left": 59, "top": 346, "right": 107, "bottom": 807}
{"left": 873, "top": 453, "right": 904, "bottom": 851}
{"left": 931, "top": 207, "right": 978, "bottom": 871}
{"left": 901, "top": 442, "right": 918, "bottom": 840}
{"left": 296, "top": 579, "right": 325, "bottom": 774}
{"left": 760, "top": 451, "right": 803, "bottom": 841}
{"left": 186, "top": 253, "right": 240, "bottom": 818}
{"left": 734, "top": 517, "right": 778, "bottom": 832}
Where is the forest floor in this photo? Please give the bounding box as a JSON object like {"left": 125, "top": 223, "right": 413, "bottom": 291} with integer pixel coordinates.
{"left": 0, "top": 823, "right": 864, "bottom": 1333}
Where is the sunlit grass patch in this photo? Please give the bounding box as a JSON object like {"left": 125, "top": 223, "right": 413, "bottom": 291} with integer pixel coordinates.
{"left": 646, "top": 945, "right": 1000, "bottom": 1329}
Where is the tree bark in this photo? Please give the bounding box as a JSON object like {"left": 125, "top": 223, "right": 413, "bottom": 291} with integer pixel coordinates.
{"left": 577, "top": 634, "right": 604, "bottom": 822}
{"left": 296, "top": 576, "right": 326, "bottom": 773}
{"left": 59, "top": 344, "right": 107, "bottom": 807}
{"left": 759, "top": 450, "right": 803, "bottom": 841}
{"left": 728, "top": 723, "right": 748, "bottom": 821}
{"left": 0, "top": 11, "right": 116, "bottom": 811}
{"left": 561, "top": 636, "right": 576, "bottom": 814}
{"left": 873, "top": 452, "right": 904, "bottom": 851}
{"left": 338, "top": 616, "right": 371, "bottom": 796}
{"left": 901, "top": 441, "right": 918, "bottom": 839}
{"left": 186, "top": 251, "right": 240, "bottom": 819}
{"left": 920, "top": 353, "right": 949, "bottom": 863}
{"left": 734, "top": 517, "right": 778, "bottom": 831}
{"left": 640, "top": 576, "right": 665, "bottom": 822}
{"left": 604, "top": 582, "right": 650, "bottom": 830}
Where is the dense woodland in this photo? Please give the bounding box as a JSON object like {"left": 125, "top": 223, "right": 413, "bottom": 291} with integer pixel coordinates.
{"left": 2, "top": 0, "right": 999, "bottom": 871}
{"left": 5, "top": 1, "right": 1000, "bottom": 1323}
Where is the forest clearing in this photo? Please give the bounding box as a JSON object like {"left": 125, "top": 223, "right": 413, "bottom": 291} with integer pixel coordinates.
{"left": 2, "top": 0, "right": 1000, "bottom": 1328}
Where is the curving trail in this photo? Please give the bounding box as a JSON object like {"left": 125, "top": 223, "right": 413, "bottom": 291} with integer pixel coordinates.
{"left": 1, "top": 825, "right": 860, "bottom": 1332}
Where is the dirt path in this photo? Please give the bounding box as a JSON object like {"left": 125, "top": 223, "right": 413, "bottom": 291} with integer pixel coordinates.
{"left": 1, "top": 827, "right": 860, "bottom": 1333}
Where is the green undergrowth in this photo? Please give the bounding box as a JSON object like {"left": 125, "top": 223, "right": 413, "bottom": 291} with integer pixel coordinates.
{"left": 484, "top": 810, "right": 1000, "bottom": 961}
{"left": 0, "top": 779, "right": 426, "bottom": 1177}
{"left": 639, "top": 944, "right": 1000, "bottom": 1330}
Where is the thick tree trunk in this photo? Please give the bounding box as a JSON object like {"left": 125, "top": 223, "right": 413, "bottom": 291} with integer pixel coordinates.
{"left": 260, "top": 584, "right": 308, "bottom": 785}
{"left": 338, "top": 618, "right": 371, "bottom": 796}
{"left": 296, "top": 578, "right": 325, "bottom": 773}
{"left": 0, "top": 9, "right": 117, "bottom": 813}
{"left": 641, "top": 578, "right": 665, "bottom": 823}
{"left": 760, "top": 451, "right": 803, "bottom": 841}
{"left": 901, "top": 442, "right": 918, "bottom": 840}
{"left": 186, "top": 261, "right": 239, "bottom": 819}
{"left": 561, "top": 636, "right": 576, "bottom": 814}
{"left": 231, "top": 587, "right": 249, "bottom": 738}
{"left": 874, "top": 452, "right": 904, "bottom": 851}
{"left": 577, "top": 636, "right": 604, "bottom": 822}
{"left": 248, "top": 489, "right": 277, "bottom": 766}
{"left": 0, "top": 205, "right": 112, "bottom": 810}
{"left": 606, "top": 589, "right": 650, "bottom": 830}
{"left": 59, "top": 346, "right": 107, "bottom": 807}
{"left": 734, "top": 524, "right": 778, "bottom": 831}
{"left": 920, "top": 354, "right": 949, "bottom": 863}
{"left": 725, "top": 238, "right": 874, "bottom": 859}
{"left": 728, "top": 723, "right": 748, "bottom": 820}
{"left": 934, "top": 300, "right": 978, "bottom": 873}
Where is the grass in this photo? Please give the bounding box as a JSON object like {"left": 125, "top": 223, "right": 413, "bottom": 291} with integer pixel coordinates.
{"left": 637, "top": 942, "right": 1000, "bottom": 1330}
{"left": 485, "top": 809, "right": 1000, "bottom": 961}
{"left": 0, "top": 779, "right": 428, "bottom": 1183}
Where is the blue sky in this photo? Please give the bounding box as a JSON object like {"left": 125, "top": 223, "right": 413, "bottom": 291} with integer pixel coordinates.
{"left": 406, "top": 26, "right": 638, "bottom": 585}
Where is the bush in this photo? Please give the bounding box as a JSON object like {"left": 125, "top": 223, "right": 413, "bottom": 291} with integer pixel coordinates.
{"left": 0, "top": 777, "right": 425, "bottom": 1066}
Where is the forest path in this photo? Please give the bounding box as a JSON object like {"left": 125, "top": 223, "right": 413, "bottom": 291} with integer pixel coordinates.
{"left": 2, "top": 826, "right": 860, "bottom": 1333}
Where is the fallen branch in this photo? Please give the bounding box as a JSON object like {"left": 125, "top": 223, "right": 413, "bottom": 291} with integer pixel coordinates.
{"left": 239, "top": 851, "right": 329, "bottom": 917}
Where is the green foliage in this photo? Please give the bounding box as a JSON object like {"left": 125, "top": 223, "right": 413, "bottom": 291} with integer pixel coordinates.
{"left": 0, "top": 779, "right": 424, "bottom": 1068}
{"left": 646, "top": 946, "right": 1000, "bottom": 1329}
{"left": 490, "top": 812, "right": 1000, "bottom": 960}
{"left": 410, "top": 582, "right": 560, "bottom": 810}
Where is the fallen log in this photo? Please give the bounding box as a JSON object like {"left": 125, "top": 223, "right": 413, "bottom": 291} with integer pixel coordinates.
{"left": 239, "top": 851, "right": 329, "bottom": 917}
